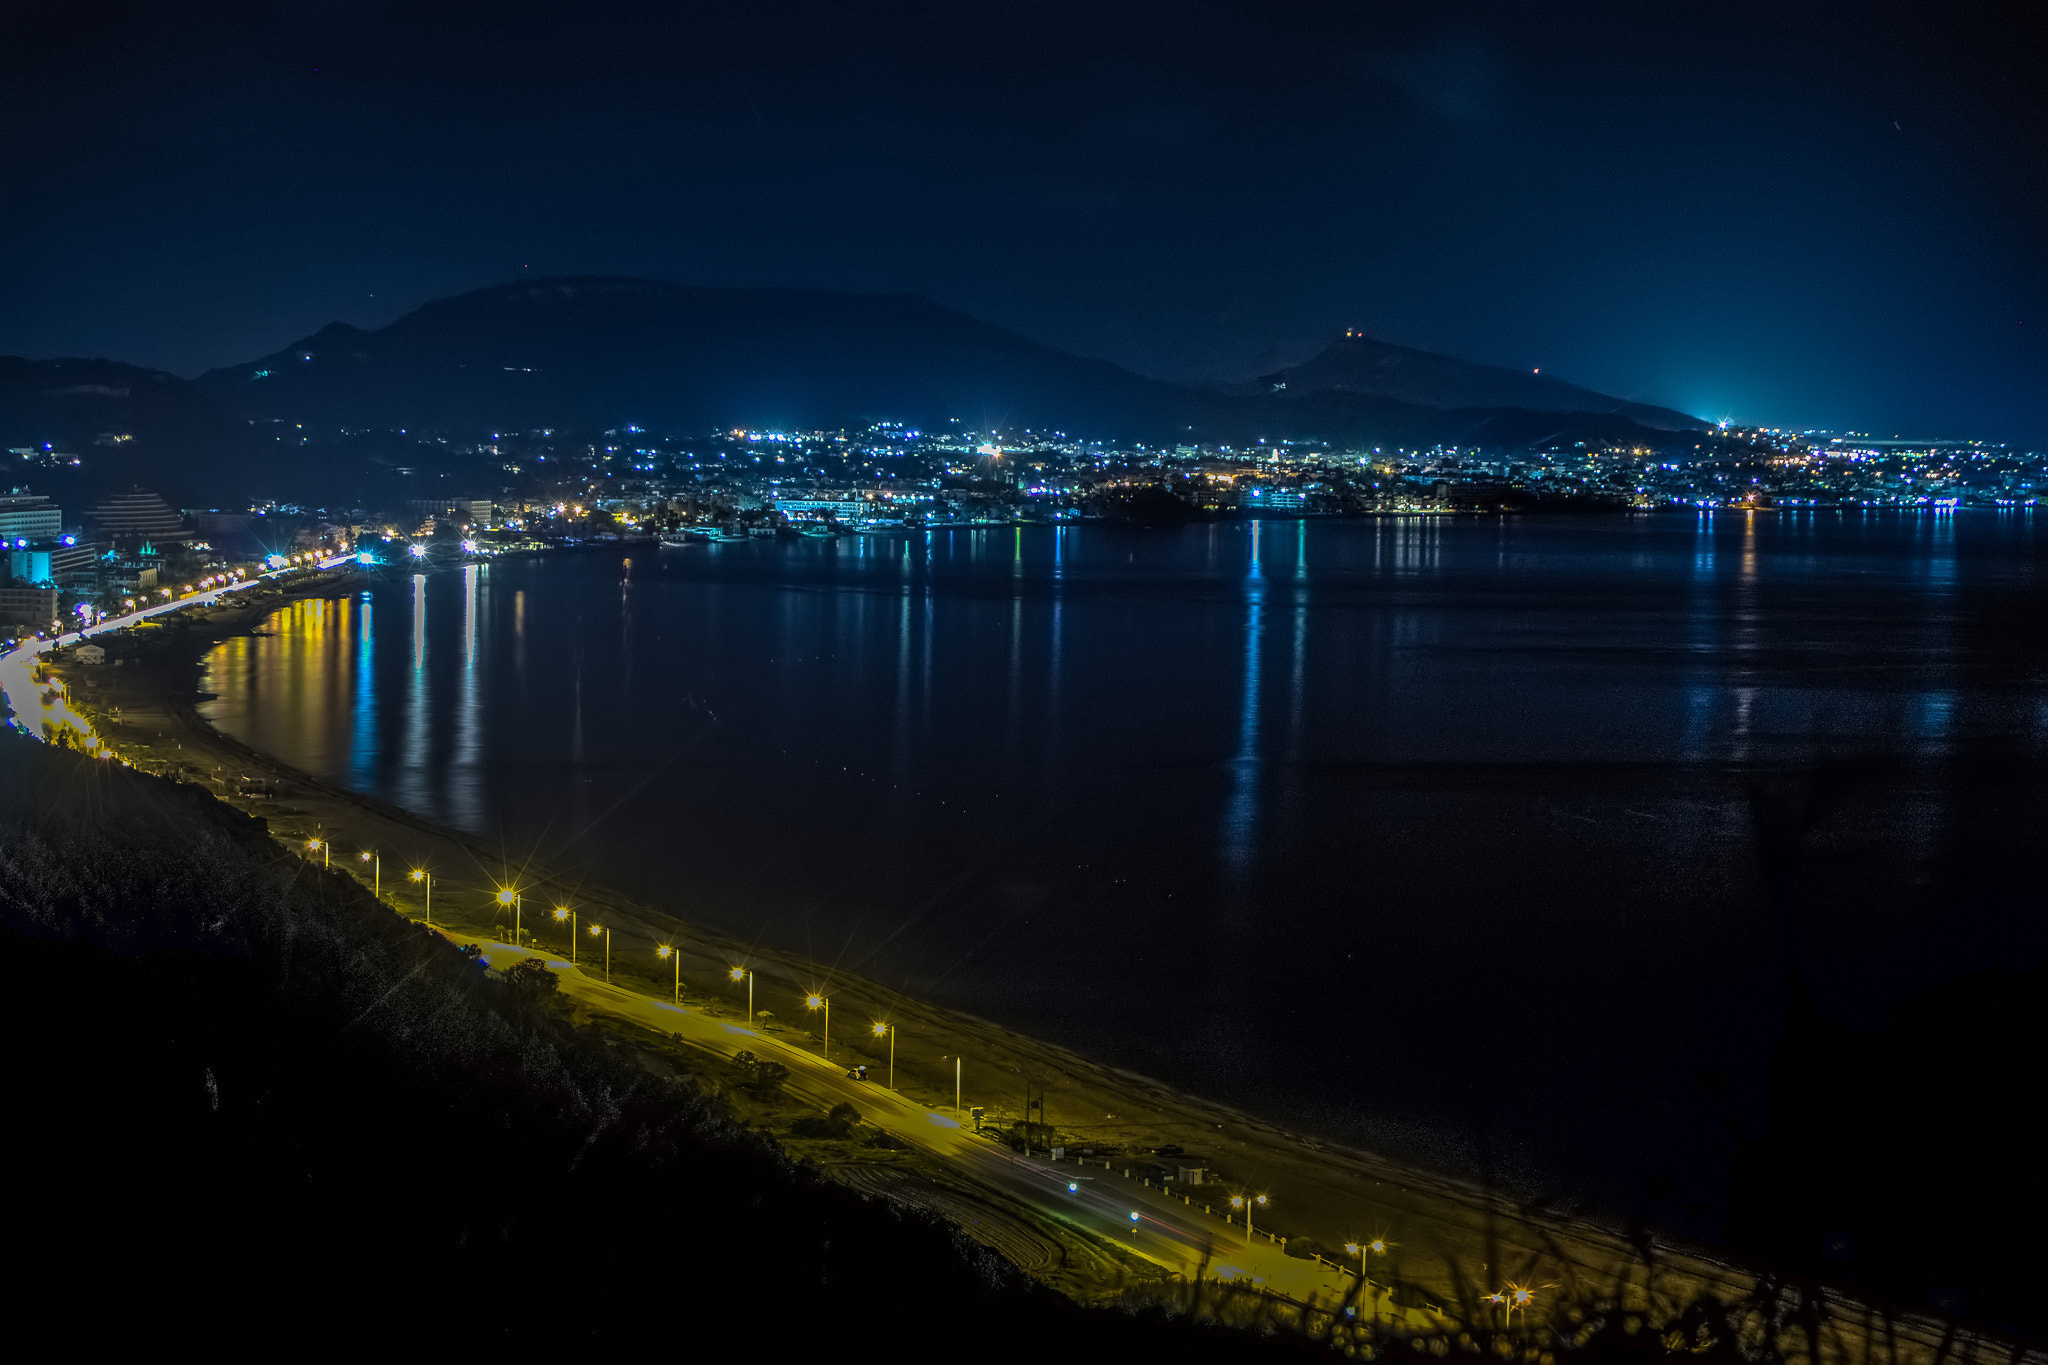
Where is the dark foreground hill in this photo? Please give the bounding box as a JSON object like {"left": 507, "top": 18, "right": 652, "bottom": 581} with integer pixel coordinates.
{"left": 2, "top": 726, "right": 2030, "bottom": 1356}
{"left": 195, "top": 276, "right": 1702, "bottom": 449}
{"left": 0, "top": 730, "right": 1319, "bottom": 1356}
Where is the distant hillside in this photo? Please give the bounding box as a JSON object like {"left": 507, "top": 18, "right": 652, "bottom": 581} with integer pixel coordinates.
{"left": 1245, "top": 332, "right": 1701, "bottom": 432}
{"left": 197, "top": 278, "right": 1199, "bottom": 439}
{"left": 0, "top": 356, "right": 263, "bottom": 507}
{"left": 196, "top": 276, "right": 1703, "bottom": 449}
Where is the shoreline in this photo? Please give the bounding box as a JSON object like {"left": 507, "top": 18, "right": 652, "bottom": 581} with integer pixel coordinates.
{"left": 26, "top": 566, "right": 2018, "bottom": 1359}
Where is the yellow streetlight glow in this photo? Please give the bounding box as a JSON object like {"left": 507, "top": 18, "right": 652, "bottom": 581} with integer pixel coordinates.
{"left": 657, "top": 944, "right": 679, "bottom": 1001}
{"left": 494, "top": 887, "right": 524, "bottom": 944}
{"left": 870, "top": 1021, "right": 896, "bottom": 1088}
{"left": 552, "top": 906, "right": 576, "bottom": 964}
{"left": 408, "top": 869, "right": 432, "bottom": 926}
{"left": 806, "top": 993, "right": 830, "bottom": 1062}
{"left": 589, "top": 923, "right": 610, "bottom": 982}
{"left": 1227, "top": 1193, "right": 1268, "bottom": 1246}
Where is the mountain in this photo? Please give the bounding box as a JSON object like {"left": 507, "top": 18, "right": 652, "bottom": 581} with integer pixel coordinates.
{"left": 1246, "top": 332, "right": 1701, "bottom": 432}
{"left": 197, "top": 278, "right": 1198, "bottom": 439}
{"left": 196, "top": 277, "right": 1703, "bottom": 447}
{"left": 0, "top": 356, "right": 265, "bottom": 507}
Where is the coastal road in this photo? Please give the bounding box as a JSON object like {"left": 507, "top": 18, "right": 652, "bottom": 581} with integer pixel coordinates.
{"left": 475, "top": 937, "right": 1400, "bottom": 1318}
{"left": 0, "top": 554, "right": 358, "bottom": 739}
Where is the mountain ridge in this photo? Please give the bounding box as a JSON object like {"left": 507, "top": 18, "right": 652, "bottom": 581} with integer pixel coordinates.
{"left": 1247, "top": 331, "right": 1699, "bottom": 432}
{"left": 196, "top": 276, "right": 1703, "bottom": 444}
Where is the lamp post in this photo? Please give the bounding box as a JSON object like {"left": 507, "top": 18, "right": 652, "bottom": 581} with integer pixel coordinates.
{"left": 728, "top": 965, "right": 752, "bottom": 1022}
{"left": 358, "top": 849, "right": 380, "bottom": 898}
{"left": 409, "top": 868, "right": 431, "bottom": 926}
{"left": 657, "top": 944, "right": 680, "bottom": 1003}
{"left": 496, "top": 887, "right": 522, "bottom": 945}
{"left": 554, "top": 906, "right": 577, "bottom": 964}
{"left": 305, "top": 837, "right": 327, "bottom": 869}
{"left": 805, "top": 993, "right": 830, "bottom": 1062}
{"left": 871, "top": 1021, "right": 896, "bottom": 1089}
{"left": 591, "top": 923, "right": 610, "bottom": 983}
{"left": 1229, "top": 1192, "right": 1269, "bottom": 1247}
{"left": 1344, "top": 1238, "right": 1387, "bottom": 1304}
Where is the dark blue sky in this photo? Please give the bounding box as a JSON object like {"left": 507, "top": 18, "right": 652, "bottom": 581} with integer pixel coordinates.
{"left": 4, "top": 2, "right": 2044, "bottom": 440}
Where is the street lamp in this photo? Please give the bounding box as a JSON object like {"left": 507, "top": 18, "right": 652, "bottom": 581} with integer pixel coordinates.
{"left": 554, "top": 906, "right": 577, "bottom": 964}
{"left": 495, "top": 887, "right": 522, "bottom": 945}
{"left": 591, "top": 923, "right": 610, "bottom": 983}
{"left": 305, "top": 837, "right": 327, "bottom": 869}
{"left": 870, "top": 1021, "right": 896, "bottom": 1089}
{"left": 358, "top": 849, "right": 380, "bottom": 898}
{"left": 728, "top": 965, "right": 753, "bottom": 1022}
{"left": 1343, "top": 1238, "right": 1387, "bottom": 1300}
{"left": 805, "top": 993, "right": 830, "bottom": 1062}
{"left": 657, "top": 944, "right": 680, "bottom": 1003}
{"left": 409, "top": 868, "right": 431, "bottom": 926}
{"left": 1228, "top": 1192, "right": 1269, "bottom": 1247}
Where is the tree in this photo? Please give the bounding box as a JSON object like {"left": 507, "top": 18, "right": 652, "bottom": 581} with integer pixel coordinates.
{"left": 506, "top": 957, "right": 559, "bottom": 996}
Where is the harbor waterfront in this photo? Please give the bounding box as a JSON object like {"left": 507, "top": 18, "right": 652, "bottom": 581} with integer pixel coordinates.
{"left": 191, "top": 511, "right": 2048, "bottom": 1232}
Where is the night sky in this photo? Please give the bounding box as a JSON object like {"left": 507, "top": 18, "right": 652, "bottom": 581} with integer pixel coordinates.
{"left": 5, "top": 2, "right": 2045, "bottom": 440}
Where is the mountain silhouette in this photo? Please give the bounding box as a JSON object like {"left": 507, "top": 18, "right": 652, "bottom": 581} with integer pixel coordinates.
{"left": 196, "top": 277, "right": 1702, "bottom": 445}
{"left": 1245, "top": 331, "right": 1700, "bottom": 431}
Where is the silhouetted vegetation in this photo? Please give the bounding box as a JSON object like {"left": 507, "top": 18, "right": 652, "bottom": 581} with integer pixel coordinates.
{"left": 0, "top": 731, "right": 1310, "bottom": 1357}
{"left": 1, "top": 729, "right": 2031, "bottom": 1359}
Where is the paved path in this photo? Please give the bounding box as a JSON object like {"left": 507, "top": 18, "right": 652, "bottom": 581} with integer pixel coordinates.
{"left": 474, "top": 937, "right": 1405, "bottom": 1318}
{"left": 0, "top": 553, "right": 357, "bottom": 739}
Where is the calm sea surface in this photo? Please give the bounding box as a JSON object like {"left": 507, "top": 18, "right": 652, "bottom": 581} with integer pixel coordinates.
{"left": 200, "top": 512, "right": 2048, "bottom": 1229}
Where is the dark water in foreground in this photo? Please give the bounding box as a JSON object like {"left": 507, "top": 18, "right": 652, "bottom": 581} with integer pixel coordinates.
{"left": 201, "top": 512, "right": 2048, "bottom": 1231}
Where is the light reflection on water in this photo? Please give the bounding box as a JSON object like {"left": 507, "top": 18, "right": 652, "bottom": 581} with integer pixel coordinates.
{"left": 198, "top": 512, "right": 2048, "bottom": 1225}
